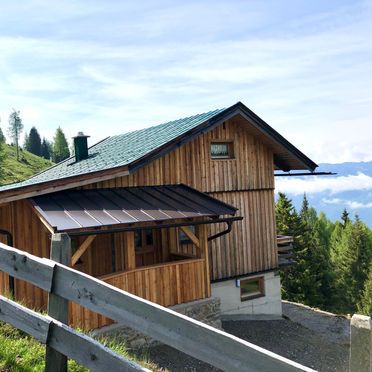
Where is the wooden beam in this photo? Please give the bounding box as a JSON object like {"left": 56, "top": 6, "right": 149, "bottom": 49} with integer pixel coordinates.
{"left": 0, "top": 167, "right": 130, "bottom": 204}
{"left": 46, "top": 233, "right": 71, "bottom": 372}
{"left": 180, "top": 226, "right": 200, "bottom": 248}
{"left": 28, "top": 200, "right": 55, "bottom": 234}
{"left": 124, "top": 231, "right": 136, "bottom": 270}
{"left": 71, "top": 235, "right": 96, "bottom": 266}
{"left": 198, "top": 224, "right": 211, "bottom": 297}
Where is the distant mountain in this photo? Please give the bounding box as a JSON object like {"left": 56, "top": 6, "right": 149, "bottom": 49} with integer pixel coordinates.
{"left": 275, "top": 161, "right": 372, "bottom": 227}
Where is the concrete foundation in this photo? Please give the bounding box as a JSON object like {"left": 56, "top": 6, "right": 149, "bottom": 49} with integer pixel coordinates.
{"left": 93, "top": 297, "right": 221, "bottom": 349}
{"left": 212, "top": 271, "right": 282, "bottom": 320}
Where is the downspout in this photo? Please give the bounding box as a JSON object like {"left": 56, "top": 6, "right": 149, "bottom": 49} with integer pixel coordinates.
{"left": 208, "top": 221, "right": 233, "bottom": 241}
{"left": 0, "top": 229, "right": 14, "bottom": 296}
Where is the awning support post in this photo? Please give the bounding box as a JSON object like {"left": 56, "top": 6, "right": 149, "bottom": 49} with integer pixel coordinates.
{"left": 125, "top": 231, "right": 136, "bottom": 270}
{"left": 198, "top": 225, "right": 211, "bottom": 298}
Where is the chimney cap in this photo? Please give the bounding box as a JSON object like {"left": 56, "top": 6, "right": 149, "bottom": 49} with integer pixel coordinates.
{"left": 72, "top": 132, "right": 90, "bottom": 139}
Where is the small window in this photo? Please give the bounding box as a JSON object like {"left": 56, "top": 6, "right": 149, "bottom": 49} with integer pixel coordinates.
{"left": 135, "top": 229, "right": 154, "bottom": 252}
{"left": 240, "top": 276, "right": 265, "bottom": 301}
{"left": 211, "top": 142, "right": 233, "bottom": 159}
{"left": 179, "top": 226, "right": 196, "bottom": 245}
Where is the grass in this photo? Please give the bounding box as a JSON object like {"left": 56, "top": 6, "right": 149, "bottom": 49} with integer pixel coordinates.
{"left": 0, "top": 321, "right": 160, "bottom": 371}
{"left": 0, "top": 144, "right": 53, "bottom": 186}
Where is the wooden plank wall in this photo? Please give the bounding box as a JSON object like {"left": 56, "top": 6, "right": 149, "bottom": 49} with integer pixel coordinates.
{"left": 0, "top": 200, "right": 50, "bottom": 310}
{"left": 70, "top": 259, "right": 206, "bottom": 330}
{"left": 85, "top": 120, "right": 274, "bottom": 192}
{"left": 208, "top": 190, "right": 277, "bottom": 280}
{"left": 0, "top": 205, "right": 11, "bottom": 294}
{"left": 83, "top": 119, "right": 277, "bottom": 279}
{"left": 0, "top": 118, "right": 277, "bottom": 311}
{"left": 72, "top": 230, "right": 166, "bottom": 278}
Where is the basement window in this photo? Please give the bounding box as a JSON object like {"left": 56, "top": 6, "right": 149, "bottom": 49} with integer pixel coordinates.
{"left": 239, "top": 276, "right": 265, "bottom": 301}
{"left": 210, "top": 142, "right": 234, "bottom": 159}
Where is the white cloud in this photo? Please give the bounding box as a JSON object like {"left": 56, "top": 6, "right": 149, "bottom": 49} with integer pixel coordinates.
{"left": 322, "top": 197, "right": 372, "bottom": 209}
{"left": 347, "top": 201, "right": 372, "bottom": 209}
{"left": 322, "top": 198, "right": 343, "bottom": 204}
{"left": 275, "top": 173, "right": 372, "bottom": 195}
{"left": 0, "top": 0, "right": 371, "bottom": 161}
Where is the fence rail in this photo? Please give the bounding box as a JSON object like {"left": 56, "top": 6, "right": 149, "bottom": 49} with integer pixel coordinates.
{"left": 0, "top": 296, "right": 148, "bottom": 371}
{"left": 0, "top": 238, "right": 315, "bottom": 372}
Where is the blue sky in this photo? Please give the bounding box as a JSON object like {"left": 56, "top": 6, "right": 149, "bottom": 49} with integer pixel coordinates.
{"left": 0, "top": 0, "right": 371, "bottom": 164}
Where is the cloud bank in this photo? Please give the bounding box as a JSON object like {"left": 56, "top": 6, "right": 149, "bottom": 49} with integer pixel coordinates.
{"left": 0, "top": 0, "right": 371, "bottom": 163}
{"left": 275, "top": 173, "right": 372, "bottom": 195}
{"left": 323, "top": 198, "right": 372, "bottom": 209}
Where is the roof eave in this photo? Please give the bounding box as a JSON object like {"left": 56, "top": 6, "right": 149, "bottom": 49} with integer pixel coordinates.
{"left": 0, "top": 165, "right": 130, "bottom": 204}
{"left": 128, "top": 102, "right": 318, "bottom": 173}
{"left": 235, "top": 102, "right": 318, "bottom": 171}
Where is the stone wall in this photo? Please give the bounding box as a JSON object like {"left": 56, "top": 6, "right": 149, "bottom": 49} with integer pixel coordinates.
{"left": 282, "top": 301, "right": 350, "bottom": 345}
{"left": 93, "top": 297, "right": 221, "bottom": 350}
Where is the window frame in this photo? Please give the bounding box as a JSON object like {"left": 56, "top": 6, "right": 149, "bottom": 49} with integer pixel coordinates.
{"left": 135, "top": 229, "right": 155, "bottom": 253}
{"left": 210, "top": 140, "right": 234, "bottom": 160}
{"left": 239, "top": 276, "right": 265, "bottom": 301}
{"left": 178, "top": 225, "right": 196, "bottom": 245}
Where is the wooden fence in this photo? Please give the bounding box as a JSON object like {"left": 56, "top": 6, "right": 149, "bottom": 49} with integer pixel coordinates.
{"left": 0, "top": 236, "right": 315, "bottom": 372}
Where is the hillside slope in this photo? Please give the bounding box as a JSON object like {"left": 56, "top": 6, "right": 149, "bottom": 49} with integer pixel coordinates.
{"left": 0, "top": 144, "right": 53, "bottom": 186}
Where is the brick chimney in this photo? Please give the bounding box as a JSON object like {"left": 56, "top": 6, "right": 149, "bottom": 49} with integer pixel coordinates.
{"left": 73, "top": 132, "right": 90, "bottom": 162}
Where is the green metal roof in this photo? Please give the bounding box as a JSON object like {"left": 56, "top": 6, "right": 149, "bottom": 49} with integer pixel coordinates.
{"left": 0, "top": 108, "right": 226, "bottom": 192}
{"left": 0, "top": 102, "right": 318, "bottom": 196}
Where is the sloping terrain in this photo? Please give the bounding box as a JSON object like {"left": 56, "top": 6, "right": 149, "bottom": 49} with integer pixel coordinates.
{"left": 0, "top": 144, "right": 53, "bottom": 186}
{"left": 136, "top": 302, "right": 350, "bottom": 371}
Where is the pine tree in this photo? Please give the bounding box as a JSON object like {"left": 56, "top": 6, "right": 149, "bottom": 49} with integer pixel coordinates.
{"left": 25, "top": 127, "right": 42, "bottom": 156}
{"left": 341, "top": 208, "right": 350, "bottom": 228}
{"left": 276, "top": 192, "right": 298, "bottom": 235}
{"left": 276, "top": 192, "right": 305, "bottom": 302}
{"left": 332, "top": 218, "right": 372, "bottom": 313}
{"left": 7, "top": 110, "right": 23, "bottom": 161}
{"left": 358, "top": 265, "right": 372, "bottom": 316}
{"left": 298, "top": 197, "right": 332, "bottom": 308}
{"left": 277, "top": 193, "right": 335, "bottom": 308}
{"left": 0, "top": 117, "right": 5, "bottom": 143}
{"left": 41, "top": 138, "right": 52, "bottom": 160}
{"left": 0, "top": 126, "right": 5, "bottom": 143}
{"left": 52, "top": 127, "right": 70, "bottom": 163}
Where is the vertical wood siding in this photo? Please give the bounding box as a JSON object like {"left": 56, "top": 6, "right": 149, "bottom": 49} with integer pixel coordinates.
{"left": 207, "top": 190, "right": 277, "bottom": 280}
{"left": 85, "top": 120, "right": 275, "bottom": 191}
{"left": 84, "top": 119, "right": 277, "bottom": 279}
{"left": 0, "top": 200, "right": 50, "bottom": 310}
{"left": 0, "top": 118, "right": 277, "bottom": 315}
{"left": 70, "top": 259, "right": 206, "bottom": 330}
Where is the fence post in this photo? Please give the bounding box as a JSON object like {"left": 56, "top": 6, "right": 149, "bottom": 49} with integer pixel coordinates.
{"left": 45, "top": 233, "right": 71, "bottom": 372}
{"left": 349, "top": 314, "right": 372, "bottom": 372}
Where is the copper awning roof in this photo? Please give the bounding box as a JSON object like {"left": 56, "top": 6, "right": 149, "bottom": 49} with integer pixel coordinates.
{"left": 30, "top": 184, "right": 238, "bottom": 233}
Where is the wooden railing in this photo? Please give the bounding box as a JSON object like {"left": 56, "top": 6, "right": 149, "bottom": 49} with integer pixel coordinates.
{"left": 70, "top": 259, "right": 207, "bottom": 329}
{"left": 0, "top": 236, "right": 315, "bottom": 371}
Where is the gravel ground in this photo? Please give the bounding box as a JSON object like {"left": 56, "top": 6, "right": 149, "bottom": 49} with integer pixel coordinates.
{"left": 135, "top": 318, "right": 349, "bottom": 371}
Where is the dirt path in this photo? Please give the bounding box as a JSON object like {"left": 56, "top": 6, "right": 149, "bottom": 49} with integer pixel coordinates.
{"left": 137, "top": 318, "right": 349, "bottom": 371}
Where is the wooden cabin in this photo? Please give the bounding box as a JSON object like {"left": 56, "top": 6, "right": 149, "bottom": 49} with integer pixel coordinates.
{"left": 0, "top": 102, "right": 317, "bottom": 328}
